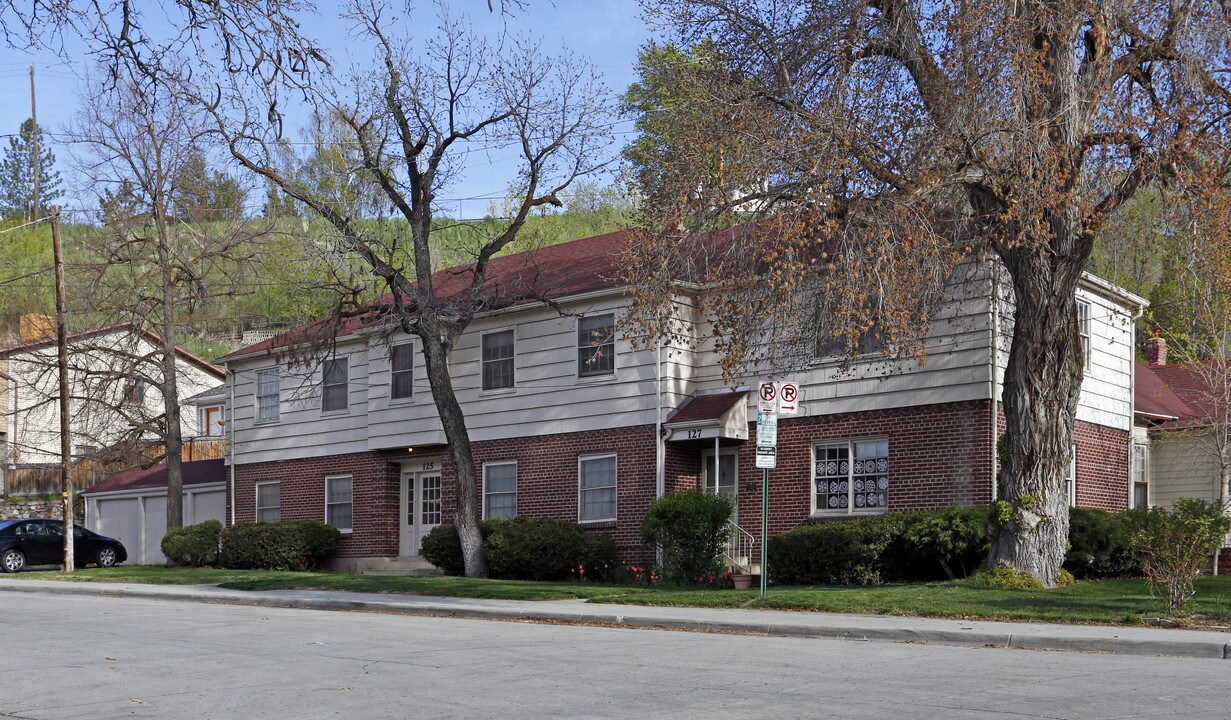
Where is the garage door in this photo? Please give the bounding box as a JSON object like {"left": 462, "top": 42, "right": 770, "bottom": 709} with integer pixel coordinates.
{"left": 95, "top": 498, "right": 141, "bottom": 559}
{"left": 188, "top": 490, "right": 226, "bottom": 526}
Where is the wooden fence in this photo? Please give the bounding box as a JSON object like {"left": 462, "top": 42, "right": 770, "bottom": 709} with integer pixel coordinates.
{"left": 2, "top": 438, "right": 226, "bottom": 498}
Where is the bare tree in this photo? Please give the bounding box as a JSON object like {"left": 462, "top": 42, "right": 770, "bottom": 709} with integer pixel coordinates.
{"left": 622, "top": 0, "right": 1231, "bottom": 586}
{"left": 199, "top": 1, "right": 610, "bottom": 576}
{"left": 65, "top": 68, "right": 256, "bottom": 531}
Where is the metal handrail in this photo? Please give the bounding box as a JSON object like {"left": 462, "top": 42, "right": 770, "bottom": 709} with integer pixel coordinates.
{"left": 724, "top": 520, "right": 756, "bottom": 574}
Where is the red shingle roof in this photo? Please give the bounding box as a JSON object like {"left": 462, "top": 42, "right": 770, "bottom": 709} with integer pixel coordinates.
{"left": 81, "top": 458, "right": 226, "bottom": 496}
{"left": 219, "top": 223, "right": 757, "bottom": 362}
{"left": 1135, "top": 362, "right": 1198, "bottom": 421}
{"left": 667, "top": 391, "right": 748, "bottom": 424}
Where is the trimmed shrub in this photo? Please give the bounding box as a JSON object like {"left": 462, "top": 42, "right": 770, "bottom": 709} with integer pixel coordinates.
{"left": 220, "top": 520, "right": 342, "bottom": 570}
{"left": 419, "top": 518, "right": 613, "bottom": 581}
{"left": 1064, "top": 507, "right": 1140, "bottom": 578}
{"left": 420, "top": 520, "right": 510, "bottom": 576}
{"left": 161, "top": 520, "right": 222, "bottom": 567}
{"left": 486, "top": 517, "right": 593, "bottom": 581}
{"left": 768, "top": 514, "right": 906, "bottom": 585}
{"left": 640, "top": 490, "right": 735, "bottom": 585}
{"left": 898, "top": 506, "right": 991, "bottom": 581}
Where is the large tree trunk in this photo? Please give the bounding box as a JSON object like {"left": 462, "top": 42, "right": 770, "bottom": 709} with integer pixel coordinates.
{"left": 989, "top": 248, "right": 1085, "bottom": 587}
{"left": 420, "top": 330, "right": 489, "bottom": 578}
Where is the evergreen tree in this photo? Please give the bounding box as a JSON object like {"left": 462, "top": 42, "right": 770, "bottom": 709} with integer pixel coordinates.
{"left": 0, "top": 118, "right": 62, "bottom": 220}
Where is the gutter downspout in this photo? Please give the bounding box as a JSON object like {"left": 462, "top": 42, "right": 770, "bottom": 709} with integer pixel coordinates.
{"left": 656, "top": 338, "right": 665, "bottom": 499}
{"left": 989, "top": 259, "right": 999, "bottom": 502}
{"left": 1129, "top": 304, "right": 1144, "bottom": 512}
{"left": 226, "top": 362, "right": 236, "bottom": 527}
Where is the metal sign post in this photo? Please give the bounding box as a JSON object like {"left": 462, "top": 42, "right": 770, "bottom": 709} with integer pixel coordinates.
{"left": 755, "top": 410, "right": 778, "bottom": 598}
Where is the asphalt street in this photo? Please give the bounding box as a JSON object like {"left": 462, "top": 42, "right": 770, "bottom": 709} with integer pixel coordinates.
{"left": 0, "top": 592, "right": 1227, "bottom": 720}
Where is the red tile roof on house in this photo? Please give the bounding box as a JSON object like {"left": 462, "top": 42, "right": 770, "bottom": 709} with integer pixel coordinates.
{"left": 666, "top": 391, "right": 749, "bottom": 425}
{"left": 218, "top": 223, "right": 760, "bottom": 363}
{"left": 81, "top": 458, "right": 226, "bottom": 496}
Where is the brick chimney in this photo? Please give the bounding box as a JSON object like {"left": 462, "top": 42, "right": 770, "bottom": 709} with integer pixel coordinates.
{"left": 1145, "top": 327, "right": 1167, "bottom": 368}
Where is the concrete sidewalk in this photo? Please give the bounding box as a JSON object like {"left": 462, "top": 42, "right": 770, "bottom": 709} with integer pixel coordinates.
{"left": 2, "top": 577, "right": 1228, "bottom": 660}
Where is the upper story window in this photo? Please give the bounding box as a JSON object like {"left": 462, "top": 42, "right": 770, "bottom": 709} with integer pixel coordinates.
{"left": 322, "top": 357, "right": 349, "bottom": 412}
{"left": 482, "top": 330, "right": 515, "bottom": 390}
{"left": 813, "top": 439, "right": 889, "bottom": 515}
{"left": 201, "top": 405, "right": 225, "bottom": 436}
{"left": 577, "top": 314, "right": 616, "bottom": 377}
{"left": 391, "top": 343, "right": 414, "bottom": 400}
{"left": 256, "top": 369, "right": 280, "bottom": 422}
{"left": 121, "top": 378, "right": 145, "bottom": 406}
{"left": 1077, "top": 299, "right": 1090, "bottom": 368}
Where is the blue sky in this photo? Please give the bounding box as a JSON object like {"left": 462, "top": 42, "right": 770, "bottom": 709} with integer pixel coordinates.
{"left": 0, "top": 0, "right": 652, "bottom": 219}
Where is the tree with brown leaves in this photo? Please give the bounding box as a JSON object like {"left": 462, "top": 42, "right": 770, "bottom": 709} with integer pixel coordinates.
{"left": 625, "top": 0, "right": 1231, "bottom": 586}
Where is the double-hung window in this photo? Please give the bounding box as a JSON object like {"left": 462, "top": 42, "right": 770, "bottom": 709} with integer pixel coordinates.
{"left": 1132, "top": 444, "right": 1149, "bottom": 508}
{"left": 482, "top": 330, "right": 515, "bottom": 390}
{"left": 322, "top": 358, "right": 349, "bottom": 412}
{"left": 256, "top": 481, "right": 281, "bottom": 522}
{"left": 256, "top": 369, "right": 280, "bottom": 421}
{"left": 813, "top": 439, "right": 889, "bottom": 514}
{"left": 325, "top": 475, "right": 353, "bottom": 532}
{"left": 122, "top": 378, "right": 145, "bottom": 406}
{"left": 391, "top": 343, "right": 414, "bottom": 400}
{"left": 577, "top": 314, "right": 616, "bottom": 377}
{"left": 1077, "top": 300, "right": 1091, "bottom": 368}
{"left": 483, "top": 462, "right": 518, "bottom": 519}
{"left": 579, "top": 454, "right": 617, "bottom": 522}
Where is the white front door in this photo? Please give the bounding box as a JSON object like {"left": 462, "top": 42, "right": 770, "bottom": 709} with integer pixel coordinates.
{"left": 401, "top": 461, "right": 443, "bottom": 556}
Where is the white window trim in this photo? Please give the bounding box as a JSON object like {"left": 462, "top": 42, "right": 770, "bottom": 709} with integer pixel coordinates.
{"left": 255, "top": 480, "right": 281, "bottom": 523}
{"left": 1068, "top": 445, "right": 1077, "bottom": 507}
{"left": 577, "top": 452, "right": 618, "bottom": 524}
{"left": 390, "top": 341, "right": 415, "bottom": 402}
{"left": 480, "top": 328, "right": 517, "bottom": 392}
{"left": 810, "top": 438, "right": 890, "bottom": 516}
{"left": 1131, "top": 443, "right": 1149, "bottom": 509}
{"left": 324, "top": 473, "right": 354, "bottom": 534}
{"left": 576, "top": 313, "right": 617, "bottom": 381}
{"left": 255, "top": 368, "right": 281, "bottom": 423}
{"left": 321, "top": 357, "right": 350, "bottom": 413}
{"left": 482, "top": 460, "right": 518, "bottom": 520}
{"left": 1077, "top": 299, "right": 1091, "bottom": 370}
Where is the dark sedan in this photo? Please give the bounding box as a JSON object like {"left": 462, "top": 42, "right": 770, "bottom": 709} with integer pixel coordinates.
{"left": 0, "top": 518, "right": 127, "bottom": 572}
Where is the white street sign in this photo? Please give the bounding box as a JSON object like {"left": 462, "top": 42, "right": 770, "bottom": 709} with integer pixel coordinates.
{"left": 755, "top": 446, "right": 777, "bottom": 469}
{"left": 756, "top": 413, "right": 778, "bottom": 446}
{"left": 777, "top": 382, "right": 800, "bottom": 415}
{"left": 757, "top": 382, "right": 777, "bottom": 414}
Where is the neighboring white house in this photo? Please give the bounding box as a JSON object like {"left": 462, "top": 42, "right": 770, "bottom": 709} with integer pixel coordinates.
{"left": 0, "top": 322, "right": 225, "bottom": 496}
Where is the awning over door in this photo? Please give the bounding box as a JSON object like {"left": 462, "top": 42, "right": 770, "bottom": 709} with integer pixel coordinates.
{"left": 665, "top": 390, "right": 749, "bottom": 442}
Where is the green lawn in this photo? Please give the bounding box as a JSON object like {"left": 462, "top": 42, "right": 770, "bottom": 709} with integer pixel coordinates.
{"left": 11, "top": 566, "right": 1231, "bottom": 626}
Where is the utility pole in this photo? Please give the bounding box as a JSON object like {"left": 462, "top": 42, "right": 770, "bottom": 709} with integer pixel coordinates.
{"left": 30, "top": 65, "right": 40, "bottom": 221}
{"left": 52, "top": 208, "right": 73, "bottom": 572}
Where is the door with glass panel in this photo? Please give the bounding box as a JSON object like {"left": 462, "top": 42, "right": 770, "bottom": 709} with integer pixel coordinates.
{"left": 401, "top": 463, "right": 442, "bottom": 556}
{"left": 702, "top": 450, "right": 739, "bottom": 521}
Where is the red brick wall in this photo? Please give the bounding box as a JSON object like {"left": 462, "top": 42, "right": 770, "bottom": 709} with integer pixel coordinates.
{"left": 231, "top": 398, "right": 1129, "bottom": 563}
{"left": 233, "top": 452, "right": 402, "bottom": 558}
{"left": 1074, "top": 420, "right": 1131, "bottom": 510}
{"left": 708, "top": 400, "right": 997, "bottom": 543}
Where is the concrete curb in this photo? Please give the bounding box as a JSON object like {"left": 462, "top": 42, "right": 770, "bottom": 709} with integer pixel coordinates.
{"left": 3, "top": 580, "right": 1228, "bottom": 660}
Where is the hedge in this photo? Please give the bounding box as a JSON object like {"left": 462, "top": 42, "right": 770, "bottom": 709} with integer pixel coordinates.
{"left": 641, "top": 489, "right": 735, "bottom": 584}
{"left": 161, "top": 520, "right": 222, "bottom": 567}
{"left": 420, "top": 518, "right": 618, "bottom": 581}
{"left": 220, "top": 520, "right": 342, "bottom": 570}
